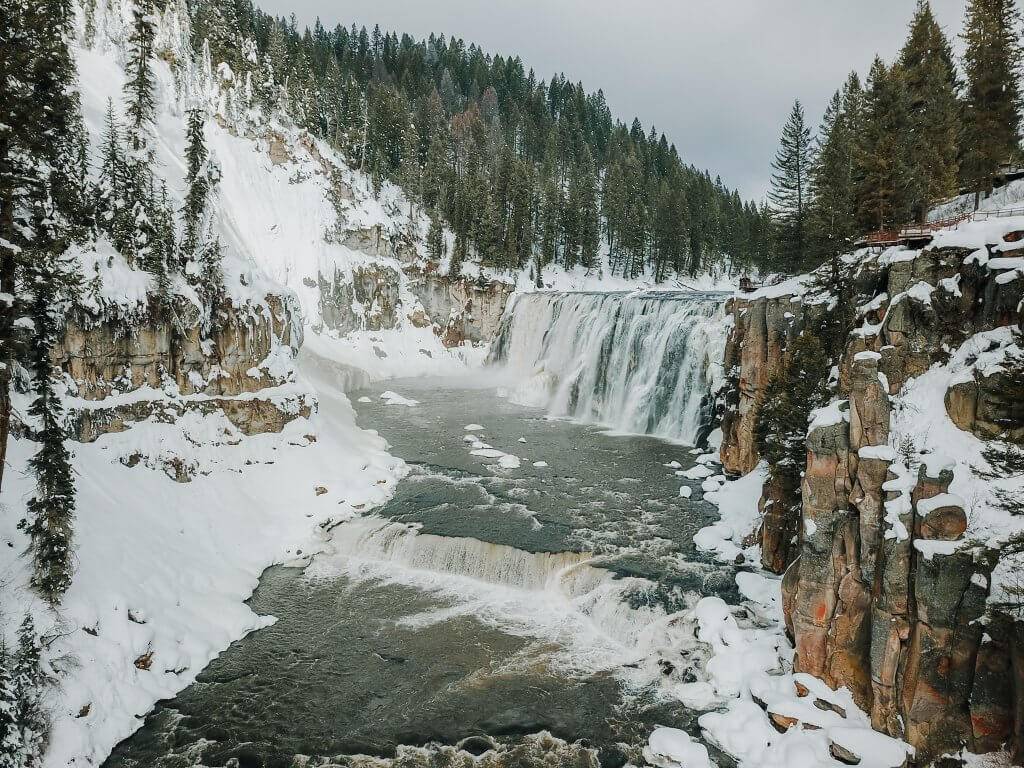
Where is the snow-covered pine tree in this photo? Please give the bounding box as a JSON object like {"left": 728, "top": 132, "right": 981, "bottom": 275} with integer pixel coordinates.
{"left": 96, "top": 100, "right": 133, "bottom": 255}
{"left": 768, "top": 100, "right": 812, "bottom": 273}
{"left": 0, "top": 0, "right": 40, "bottom": 495}
{"left": 0, "top": 640, "right": 24, "bottom": 768}
{"left": 12, "top": 616, "right": 46, "bottom": 764}
{"left": 182, "top": 108, "right": 211, "bottom": 263}
{"left": 125, "top": 0, "right": 158, "bottom": 163}
{"left": 1, "top": 0, "right": 88, "bottom": 494}
{"left": 899, "top": 0, "right": 961, "bottom": 221}
{"left": 426, "top": 210, "right": 445, "bottom": 262}
{"left": 961, "top": 0, "right": 1023, "bottom": 196}
{"left": 18, "top": 246, "right": 79, "bottom": 605}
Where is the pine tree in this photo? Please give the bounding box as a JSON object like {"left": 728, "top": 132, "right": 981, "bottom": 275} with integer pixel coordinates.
{"left": 125, "top": 0, "right": 158, "bottom": 161}
{"left": 899, "top": 0, "right": 961, "bottom": 219}
{"left": 18, "top": 246, "right": 79, "bottom": 605}
{"left": 961, "top": 0, "right": 1023, "bottom": 195}
{"left": 182, "top": 108, "right": 211, "bottom": 264}
{"left": 1, "top": 0, "right": 89, "bottom": 496}
{"left": 577, "top": 147, "right": 600, "bottom": 271}
{"left": 96, "top": 100, "right": 132, "bottom": 253}
{"left": 13, "top": 616, "right": 46, "bottom": 762}
{"left": 855, "top": 58, "right": 916, "bottom": 231}
{"left": 0, "top": 640, "right": 24, "bottom": 768}
{"left": 769, "top": 100, "right": 812, "bottom": 273}
{"left": 808, "top": 91, "right": 857, "bottom": 268}
{"left": 427, "top": 210, "right": 445, "bottom": 261}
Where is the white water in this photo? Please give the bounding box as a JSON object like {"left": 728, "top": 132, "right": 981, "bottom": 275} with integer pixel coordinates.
{"left": 487, "top": 291, "right": 729, "bottom": 444}
{"left": 309, "top": 518, "right": 699, "bottom": 669}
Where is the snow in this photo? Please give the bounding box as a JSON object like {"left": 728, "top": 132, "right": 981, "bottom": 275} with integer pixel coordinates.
{"left": 693, "top": 463, "right": 766, "bottom": 563}
{"left": 683, "top": 464, "right": 715, "bottom": 480}
{"left": 914, "top": 539, "right": 960, "bottom": 560}
{"left": 644, "top": 727, "right": 712, "bottom": 768}
{"left": 858, "top": 445, "right": 896, "bottom": 461}
{"left": 679, "top": 486, "right": 693, "bottom": 499}
{"left": 464, "top": 424, "right": 485, "bottom": 431}
{"left": 1, "top": 354, "right": 405, "bottom": 767}
{"left": 532, "top": 461, "right": 548, "bottom": 468}
{"left": 379, "top": 390, "right": 419, "bottom": 407}
{"left": 917, "top": 492, "right": 966, "bottom": 515}
{"left": 807, "top": 400, "right": 850, "bottom": 433}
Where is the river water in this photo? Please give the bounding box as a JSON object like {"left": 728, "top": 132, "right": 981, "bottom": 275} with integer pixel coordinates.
{"left": 104, "top": 370, "right": 738, "bottom": 768}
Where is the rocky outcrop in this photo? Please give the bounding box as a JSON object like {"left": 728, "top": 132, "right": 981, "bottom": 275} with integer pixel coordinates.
{"left": 404, "top": 266, "right": 514, "bottom": 346}
{"left": 52, "top": 293, "right": 309, "bottom": 446}
{"left": 318, "top": 264, "right": 402, "bottom": 335}
{"left": 719, "top": 240, "right": 1024, "bottom": 762}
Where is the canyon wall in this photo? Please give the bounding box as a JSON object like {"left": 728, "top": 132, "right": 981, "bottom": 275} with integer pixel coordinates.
{"left": 48, "top": 293, "right": 311, "bottom": 463}
{"left": 719, "top": 237, "right": 1024, "bottom": 762}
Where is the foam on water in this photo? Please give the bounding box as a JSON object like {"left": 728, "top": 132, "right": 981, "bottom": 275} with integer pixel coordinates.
{"left": 310, "top": 517, "right": 702, "bottom": 679}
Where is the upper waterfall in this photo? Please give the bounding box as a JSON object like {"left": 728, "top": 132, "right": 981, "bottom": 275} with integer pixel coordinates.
{"left": 487, "top": 291, "right": 729, "bottom": 445}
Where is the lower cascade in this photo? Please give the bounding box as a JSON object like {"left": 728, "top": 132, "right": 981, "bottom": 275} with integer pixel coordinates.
{"left": 488, "top": 291, "right": 729, "bottom": 444}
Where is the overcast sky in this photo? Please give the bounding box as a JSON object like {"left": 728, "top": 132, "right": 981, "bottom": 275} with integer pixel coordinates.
{"left": 257, "top": 0, "right": 969, "bottom": 202}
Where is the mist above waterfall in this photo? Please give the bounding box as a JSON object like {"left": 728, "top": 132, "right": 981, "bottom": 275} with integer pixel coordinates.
{"left": 488, "top": 292, "right": 729, "bottom": 445}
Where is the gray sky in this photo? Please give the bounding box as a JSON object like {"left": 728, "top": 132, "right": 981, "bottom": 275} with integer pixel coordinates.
{"left": 258, "top": 0, "right": 968, "bottom": 202}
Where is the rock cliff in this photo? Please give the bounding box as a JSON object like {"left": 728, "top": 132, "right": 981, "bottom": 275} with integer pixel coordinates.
{"left": 47, "top": 292, "right": 311, "bottom": 474}
{"left": 719, "top": 230, "right": 1024, "bottom": 762}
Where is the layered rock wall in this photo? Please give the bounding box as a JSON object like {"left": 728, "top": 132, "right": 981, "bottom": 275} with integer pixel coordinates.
{"left": 52, "top": 294, "right": 310, "bottom": 446}
{"left": 719, "top": 240, "right": 1024, "bottom": 762}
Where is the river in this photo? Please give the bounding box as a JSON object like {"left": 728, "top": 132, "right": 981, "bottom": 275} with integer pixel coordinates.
{"left": 104, "top": 291, "right": 737, "bottom": 768}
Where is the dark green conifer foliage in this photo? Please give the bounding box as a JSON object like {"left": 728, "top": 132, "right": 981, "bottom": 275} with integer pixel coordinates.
{"left": 19, "top": 247, "right": 80, "bottom": 605}
{"left": 808, "top": 91, "right": 856, "bottom": 268}
{"left": 899, "top": 1, "right": 961, "bottom": 219}
{"left": 855, "top": 58, "right": 915, "bottom": 231}
{"left": 769, "top": 101, "right": 812, "bottom": 273}
{"left": 427, "top": 210, "right": 445, "bottom": 261}
{"left": 13, "top": 615, "right": 46, "bottom": 761}
{"left": 182, "top": 109, "right": 211, "bottom": 263}
{"left": 0, "top": 639, "right": 22, "bottom": 764}
{"left": 961, "top": 0, "right": 1023, "bottom": 194}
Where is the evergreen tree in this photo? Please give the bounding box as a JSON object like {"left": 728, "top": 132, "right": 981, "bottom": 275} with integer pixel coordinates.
{"left": 0, "top": 640, "right": 24, "bottom": 768}
{"left": 427, "top": 210, "right": 445, "bottom": 261}
{"left": 18, "top": 246, "right": 79, "bottom": 605}
{"left": 899, "top": 0, "right": 961, "bottom": 219}
{"left": 961, "top": 0, "right": 1023, "bottom": 195}
{"left": 182, "top": 108, "right": 211, "bottom": 264}
{"left": 577, "top": 147, "right": 600, "bottom": 271}
{"left": 1, "top": 0, "right": 88, "bottom": 495}
{"left": 808, "top": 91, "right": 857, "bottom": 268}
{"left": 855, "top": 58, "right": 915, "bottom": 231}
{"left": 769, "top": 100, "right": 812, "bottom": 273}
{"left": 125, "top": 0, "right": 158, "bottom": 161}
{"left": 13, "top": 616, "right": 46, "bottom": 763}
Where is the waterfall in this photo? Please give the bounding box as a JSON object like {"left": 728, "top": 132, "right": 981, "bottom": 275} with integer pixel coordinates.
{"left": 488, "top": 291, "right": 729, "bottom": 444}
{"left": 310, "top": 517, "right": 689, "bottom": 652}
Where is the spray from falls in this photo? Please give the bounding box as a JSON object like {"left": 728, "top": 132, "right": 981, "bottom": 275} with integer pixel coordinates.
{"left": 487, "top": 291, "right": 729, "bottom": 445}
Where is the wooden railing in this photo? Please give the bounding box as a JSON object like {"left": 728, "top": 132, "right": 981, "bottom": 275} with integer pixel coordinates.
{"left": 856, "top": 207, "right": 1024, "bottom": 249}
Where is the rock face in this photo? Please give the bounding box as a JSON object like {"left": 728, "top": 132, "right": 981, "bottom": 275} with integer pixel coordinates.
{"left": 718, "top": 243, "right": 1024, "bottom": 762}
{"left": 404, "top": 266, "right": 514, "bottom": 346}
{"left": 318, "top": 264, "right": 402, "bottom": 335}
{"left": 52, "top": 293, "right": 309, "bottom": 447}
{"left": 315, "top": 259, "right": 513, "bottom": 347}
